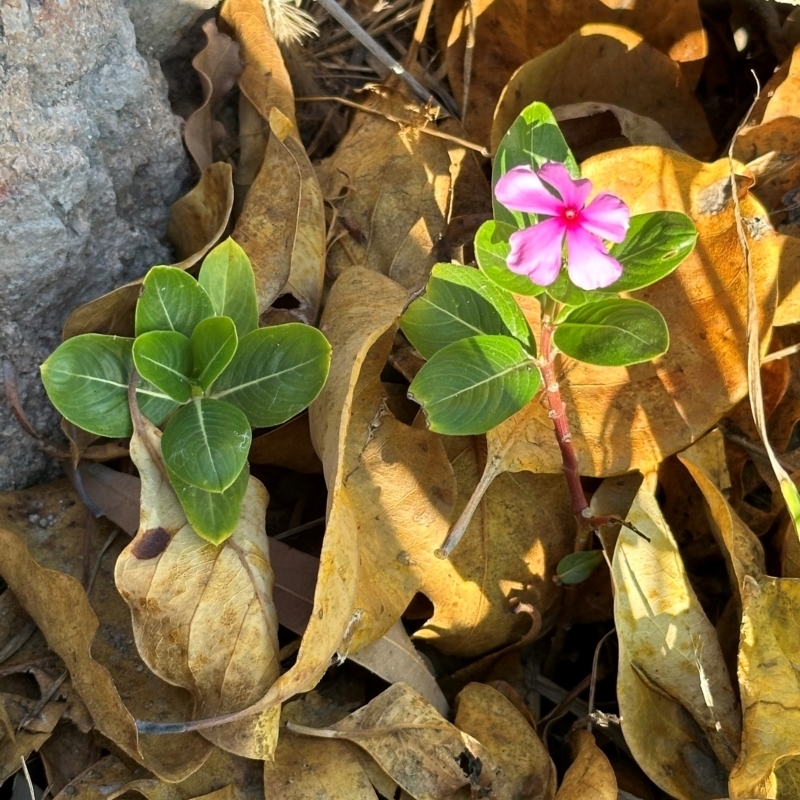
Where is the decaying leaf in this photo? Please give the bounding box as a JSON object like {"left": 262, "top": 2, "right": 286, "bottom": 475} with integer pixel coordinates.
{"left": 613, "top": 479, "right": 739, "bottom": 798}
{"left": 184, "top": 19, "right": 242, "bottom": 171}
{"left": 492, "top": 25, "right": 715, "bottom": 159}
{"left": 436, "top": 0, "right": 706, "bottom": 143}
{"left": 220, "top": 0, "right": 325, "bottom": 322}
{"left": 0, "top": 482, "right": 211, "bottom": 781}
{"left": 62, "top": 163, "right": 234, "bottom": 339}
{"left": 486, "top": 149, "right": 784, "bottom": 480}
{"left": 115, "top": 414, "right": 281, "bottom": 760}
{"left": 316, "top": 87, "right": 489, "bottom": 292}
{"left": 729, "top": 576, "right": 800, "bottom": 799}
{"left": 289, "top": 683, "right": 501, "bottom": 800}
{"left": 249, "top": 413, "right": 322, "bottom": 473}
{"left": 454, "top": 682, "right": 556, "bottom": 800}
{"left": 554, "top": 730, "right": 617, "bottom": 800}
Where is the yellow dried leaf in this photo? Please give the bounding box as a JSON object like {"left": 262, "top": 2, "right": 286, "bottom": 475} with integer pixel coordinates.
{"left": 487, "top": 149, "right": 783, "bottom": 479}
{"left": 554, "top": 730, "right": 617, "bottom": 800}
{"left": 492, "top": 25, "right": 715, "bottom": 159}
{"left": 454, "top": 682, "right": 556, "bottom": 800}
{"left": 115, "top": 415, "right": 281, "bottom": 760}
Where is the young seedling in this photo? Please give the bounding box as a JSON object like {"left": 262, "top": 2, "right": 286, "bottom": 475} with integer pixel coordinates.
{"left": 399, "top": 102, "right": 697, "bottom": 581}
{"left": 41, "top": 238, "right": 331, "bottom": 544}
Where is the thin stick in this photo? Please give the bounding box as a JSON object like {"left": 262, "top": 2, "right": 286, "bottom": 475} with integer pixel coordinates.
{"left": 403, "top": 0, "right": 434, "bottom": 69}
{"left": 461, "top": 0, "right": 476, "bottom": 126}
{"left": 296, "top": 96, "right": 489, "bottom": 156}
{"left": 762, "top": 342, "right": 800, "bottom": 363}
{"left": 20, "top": 757, "right": 37, "bottom": 800}
{"left": 587, "top": 628, "right": 615, "bottom": 734}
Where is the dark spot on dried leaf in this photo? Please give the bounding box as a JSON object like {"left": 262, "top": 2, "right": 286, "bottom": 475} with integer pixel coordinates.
{"left": 132, "top": 527, "right": 170, "bottom": 559}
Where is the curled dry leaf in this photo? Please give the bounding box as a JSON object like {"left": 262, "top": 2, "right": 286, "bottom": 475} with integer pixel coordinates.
{"left": 435, "top": 0, "right": 706, "bottom": 143}
{"left": 114, "top": 414, "right": 281, "bottom": 760}
{"left": 316, "top": 87, "right": 489, "bottom": 292}
{"left": 454, "top": 682, "right": 556, "bottom": 800}
{"left": 220, "top": 0, "right": 325, "bottom": 322}
{"left": 62, "top": 162, "right": 234, "bottom": 339}
{"left": 491, "top": 25, "right": 715, "bottom": 159}
{"left": 554, "top": 730, "right": 617, "bottom": 800}
{"left": 487, "top": 149, "right": 784, "bottom": 479}
{"left": 730, "top": 576, "right": 800, "bottom": 798}
{"left": 0, "top": 693, "right": 65, "bottom": 781}
{"left": 613, "top": 480, "right": 739, "bottom": 799}
{"left": 289, "top": 683, "right": 501, "bottom": 800}
{"left": 184, "top": 19, "right": 243, "bottom": 172}
{"left": 0, "top": 481, "right": 211, "bottom": 781}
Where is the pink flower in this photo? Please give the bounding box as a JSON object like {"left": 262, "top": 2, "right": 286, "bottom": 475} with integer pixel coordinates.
{"left": 494, "top": 162, "right": 630, "bottom": 291}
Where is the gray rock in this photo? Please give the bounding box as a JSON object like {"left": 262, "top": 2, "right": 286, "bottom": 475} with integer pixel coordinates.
{"left": 122, "top": 0, "right": 220, "bottom": 60}
{"left": 0, "top": 0, "right": 192, "bottom": 490}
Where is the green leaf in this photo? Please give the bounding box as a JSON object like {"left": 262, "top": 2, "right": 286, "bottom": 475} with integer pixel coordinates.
{"left": 546, "top": 270, "right": 598, "bottom": 310}
{"left": 400, "top": 263, "right": 535, "bottom": 359}
{"left": 557, "top": 551, "right": 604, "bottom": 585}
{"left": 492, "top": 102, "right": 579, "bottom": 230}
{"left": 604, "top": 212, "right": 698, "bottom": 294}
{"left": 474, "top": 221, "right": 543, "bottom": 297}
{"left": 210, "top": 324, "right": 331, "bottom": 428}
{"left": 168, "top": 463, "right": 250, "bottom": 545}
{"left": 409, "top": 335, "right": 541, "bottom": 435}
{"left": 132, "top": 331, "right": 193, "bottom": 403}
{"left": 135, "top": 266, "right": 214, "bottom": 338}
{"left": 40, "top": 334, "right": 176, "bottom": 438}
{"left": 198, "top": 238, "right": 258, "bottom": 338}
{"left": 554, "top": 299, "right": 669, "bottom": 367}
{"left": 191, "top": 316, "right": 238, "bottom": 392}
{"left": 161, "top": 398, "right": 251, "bottom": 493}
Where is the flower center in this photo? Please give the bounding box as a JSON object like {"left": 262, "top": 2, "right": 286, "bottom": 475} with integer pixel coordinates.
{"left": 563, "top": 207, "right": 578, "bottom": 221}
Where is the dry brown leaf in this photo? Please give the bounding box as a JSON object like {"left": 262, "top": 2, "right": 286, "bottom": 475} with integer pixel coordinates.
{"left": 220, "top": 0, "right": 325, "bottom": 322}
{"left": 62, "top": 162, "right": 234, "bottom": 338}
{"left": 40, "top": 722, "right": 101, "bottom": 796}
{"left": 114, "top": 414, "right": 281, "bottom": 760}
{"left": 729, "top": 576, "right": 800, "bottom": 798}
{"left": 249, "top": 413, "right": 322, "bottom": 472}
{"left": 184, "top": 19, "right": 242, "bottom": 171}
{"left": 0, "top": 693, "right": 65, "bottom": 781}
{"left": 264, "top": 733, "right": 378, "bottom": 800}
{"left": 0, "top": 481, "right": 211, "bottom": 781}
{"left": 289, "top": 683, "right": 501, "bottom": 800}
{"left": 436, "top": 0, "right": 706, "bottom": 144}
{"left": 316, "top": 87, "right": 489, "bottom": 292}
{"left": 613, "top": 479, "right": 739, "bottom": 797}
{"left": 454, "top": 682, "right": 556, "bottom": 800}
{"left": 486, "top": 149, "right": 783, "bottom": 480}
{"left": 492, "top": 26, "right": 715, "bottom": 159}
{"left": 617, "top": 481, "right": 741, "bottom": 765}
{"left": 554, "top": 730, "right": 617, "bottom": 800}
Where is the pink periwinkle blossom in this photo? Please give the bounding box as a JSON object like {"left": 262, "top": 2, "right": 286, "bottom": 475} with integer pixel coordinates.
{"left": 494, "top": 162, "right": 630, "bottom": 291}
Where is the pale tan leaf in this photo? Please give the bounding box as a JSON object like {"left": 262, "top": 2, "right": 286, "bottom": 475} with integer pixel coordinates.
{"left": 454, "top": 682, "right": 556, "bottom": 800}
{"left": 554, "top": 730, "right": 617, "bottom": 800}
{"left": 115, "top": 415, "right": 281, "bottom": 760}
{"left": 614, "top": 482, "right": 741, "bottom": 771}
{"left": 289, "top": 683, "right": 502, "bottom": 800}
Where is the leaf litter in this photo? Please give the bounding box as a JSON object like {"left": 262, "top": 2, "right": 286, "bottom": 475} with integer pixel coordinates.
{"left": 9, "top": 0, "right": 800, "bottom": 798}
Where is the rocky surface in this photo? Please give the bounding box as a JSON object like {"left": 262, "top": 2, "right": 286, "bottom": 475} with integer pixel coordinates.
{"left": 0, "top": 0, "right": 192, "bottom": 489}
{"left": 123, "top": 0, "right": 220, "bottom": 60}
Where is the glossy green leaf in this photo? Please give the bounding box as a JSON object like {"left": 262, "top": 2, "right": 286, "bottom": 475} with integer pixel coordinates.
{"left": 210, "top": 324, "right": 331, "bottom": 428}
{"left": 546, "top": 270, "right": 598, "bottom": 310}
{"left": 168, "top": 463, "right": 250, "bottom": 544}
{"left": 604, "top": 211, "right": 698, "bottom": 293}
{"left": 474, "top": 221, "right": 543, "bottom": 297}
{"left": 161, "top": 398, "right": 251, "bottom": 493}
{"left": 554, "top": 299, "right": 669, "bottom": 367}
{"left": 492, "top": 102, "right": 579, "bottom": 230}
{"left": 400, "top": 263, "right": 535, "bottom": 359}
{"left": 198, "top": 238, "right": 258, "bottom": 338}
{"left": 557, "top": 551, "right": 605, "bottom": 585}
{"left": 409, "top": 335, "right": 541, "bottom": 435}
{"left": 132, "top": 331, "right": 193, "bottom": 403}
{"left": 191, "top": 316, "right": 238, "bottom": 392}
{"left": 135, "top": 266, "right": 214, "bottom": 338}
{"left": 40, "top": 334, "right": 176, "bottom": 438}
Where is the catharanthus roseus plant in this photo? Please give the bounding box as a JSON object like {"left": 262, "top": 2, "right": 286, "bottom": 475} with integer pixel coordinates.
{"left": 41, "top": 238, "right": 331, "bottom": 544}
{"left": 399, "top": 102, "right": 698, "bottom": 571}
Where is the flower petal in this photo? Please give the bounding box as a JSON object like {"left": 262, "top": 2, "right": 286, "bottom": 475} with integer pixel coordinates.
{"left": 565, "top": 226, "right": 624, "bottom": 290}
{"left": 507, "top": 217, "right": 566, "bottom": 286}
{"left": 538, "top": 162, "right": 592, "bottom": 209}
{"left": 579, "top": 193, "right": 630, "bottom": 243}
{"left": 495, "top": 166, "right": 565, "bottom": 216}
